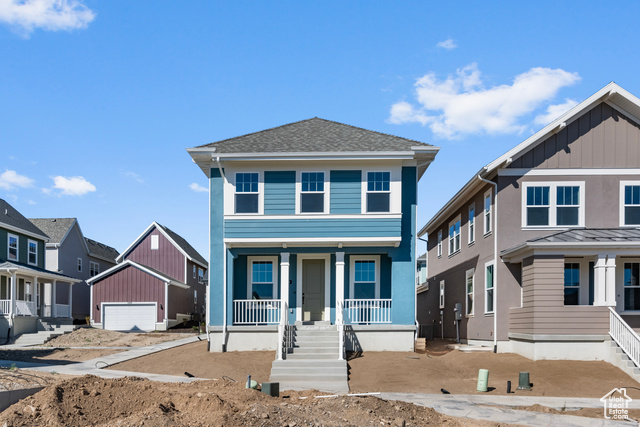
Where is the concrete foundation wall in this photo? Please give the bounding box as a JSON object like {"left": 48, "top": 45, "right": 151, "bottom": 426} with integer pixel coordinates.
{"left": 508, "top": 335, "right": 608, "bottom": 361}
{"left": 345, "top": 326, "right": 415, "bottom": 351}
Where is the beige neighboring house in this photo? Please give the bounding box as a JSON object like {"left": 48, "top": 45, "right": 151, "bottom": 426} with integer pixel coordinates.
{"left": 419, "top": 82, "right": 640, "bottom": 366}
{"left": 29, "top": 218, "right": 119, "bottom": 321}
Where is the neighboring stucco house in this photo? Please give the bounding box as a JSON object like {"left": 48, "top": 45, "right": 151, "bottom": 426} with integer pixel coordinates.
{"left": 0, "top": 200, "right": 80, "bottom": 338}
{"left": 29, "top": 218, "right": 119, "bottom": 321}
{"left": 187, "top": 117, "right": 439, "bottom": 355}
{"left": 418, "top": 82, "right": 640, "bottom": 364}
{"left": 87, "top": 222, "right": 207, "bottom": 331}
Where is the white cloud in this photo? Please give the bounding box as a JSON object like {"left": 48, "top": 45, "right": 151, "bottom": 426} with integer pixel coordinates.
{"left": 436, "top": 39, "right": 457, "bottom": 50}
{"left": 47, "top": 175, "right": 96, "bottom": 196}
{"left": 123, "top": 171, "right": 144, "bottom": 183}
{"left": 534, "top": 99, "right": 579, "bottom": 125}
{"left": 189, "top": 183, "right": 207, "bottom": 193}
{"left": 27, "top": 199, "right": 36, "bottom": 205}
{"left": 0, "top": 169, "right": 34, "bottom": 190}
{"left": 388, "top": 63, "right": 580, "bottom": 139}
{"left": 0, "top": 0, "right": 95, "bottom": 36}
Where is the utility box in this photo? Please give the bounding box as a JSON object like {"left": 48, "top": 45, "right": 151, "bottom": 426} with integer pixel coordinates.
{"left": 261, "top": 382, "right": 279, "bottom": 397}
{"left": 454, "top": 303, "right": 462, "bottom": 320}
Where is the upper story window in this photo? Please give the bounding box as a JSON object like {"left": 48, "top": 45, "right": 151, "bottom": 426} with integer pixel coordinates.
{"left": 485, "top": 262, "right": 494, "bottom": 313}
{"left": 621, "top": 182, "right": 640, "bottom": 226}
{"left": 235, "top": 172, "right": 259, "bottom": 214}
{"left": 77, "top": 257, "right": 83, "bottom": 272}
{"left": 448, "top": 216, "right": 461, "bottom": 256}
{"left": 150, "top": 235, "right": 159, "bottom": 250}
{"left": 437, "top": 230, "right": 442, "bottom": 258}
{"left": 484, "top": 191, "right": 492, "bottom": 235}
{"left": 90, "top": 261, "right": 100, "bottom": 277}
{"left": 198, "top": 267, "right": 204, "bottom": 282}
{"left": 300, "top": 172, "right": 325, "bottom": 213}
{"left": 522, "top": 182, "right": 584, "bottom": 228}
{"left": 8, "top": 234, "right": 18, "bottom": 261}
{"left": 28, "top": 240, "right": 37, "bottom": 265}
{"left": 468, "top": 204, "right": 475, "bottom": 245}
{"left": 366, "top": 172, "right": 390, "bottom": 213}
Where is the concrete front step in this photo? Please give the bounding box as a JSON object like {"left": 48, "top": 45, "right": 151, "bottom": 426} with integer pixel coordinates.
{"left": 271, "top": 372, "right": 347, "bottom": 382}
{"left": 272, "top": 359, "right": 346, "bottom": 368}
{"left": 13, "top": 325, "right": 78, "bottom": 346}
{"left": 290, "top": 346, "right": 338, "bottom": 354}
{"left": 285, "top": 352, "right": 339, "bottom": 360}
{"left": 276, "top": 379, "right": 349, "bottom": 394}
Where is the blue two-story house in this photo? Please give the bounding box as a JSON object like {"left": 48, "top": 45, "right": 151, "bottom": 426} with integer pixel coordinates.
{"left": 188, "top": 118, "right": 439, "bottom": 355}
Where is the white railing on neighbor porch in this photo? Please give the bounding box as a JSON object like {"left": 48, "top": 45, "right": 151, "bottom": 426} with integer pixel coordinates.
{"left": 610, "top": 307, "right": 640, "bottom": 368}
{"left": 0, "top": 300, "right": 10, "bottom": 315}
{"left": 343, "top": 299, "right": 392, "bottom": 324}
{"left": 233, "top": 299, "right": 281, "bottom": 325}
{"left": 55, "top": 304, "right": 70, "bottom": 318}
{"left": 16, "top": 301, "right": 37, "bottom": 316}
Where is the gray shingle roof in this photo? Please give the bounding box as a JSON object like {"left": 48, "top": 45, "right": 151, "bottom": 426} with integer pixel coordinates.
{"left": 0, "top": 200, "right": 48, "bottom": 240}
{"left": 28, "top": 218, "right": 75, "bottom": 244}
{"left": 528, "top": 228, "right": 640, "bottom": 243}
{"left": 195, "top": 117, "right": 432, "bottom": 153}
{"left": 0, "top": 260, "right": 77, "bottom": 281}
{"left": 85, "top": 238, "right": 119, "bottom": 262}
{"left": 157, "top": 223, "right": 208, "bottom": 267}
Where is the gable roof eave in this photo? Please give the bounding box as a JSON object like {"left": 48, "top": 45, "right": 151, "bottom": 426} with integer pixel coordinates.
{"left": 86, "top": 259, "right": 189, "bottom": 288}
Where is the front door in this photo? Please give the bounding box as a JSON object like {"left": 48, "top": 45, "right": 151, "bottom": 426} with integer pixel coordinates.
{"left": 302, "top": 259, "right": 325, "bottom": 321}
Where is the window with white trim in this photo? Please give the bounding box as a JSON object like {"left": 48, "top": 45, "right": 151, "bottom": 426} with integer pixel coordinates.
{"left": 90, "top": 261, "right": 100, "bottom": 277}
{"left": 437, "top": 230, "right": 442, "bottom": 258}
{"left": 248, "top": 257, "right": 278, "bottom": 300}
{"left": 448, "top": 216, "right": 461, "bottom": 256}
{"left": 484, "top": 191, "right": 492, "bottom": 235}
{"left": 235, "top": 172, "right": 259, "bottom": 214}
{"left": 522, "top": 182, "right": 584, "bottom": 227}
{"left": 27, "top": 239, "right": 37, "bottom": 265}
{"left": 366, "top": 171, "right": 390, "bottom": 213}
{"left": 300, "top": 172, "right": 325, "bottom": 213}
{"left": 485, "top": 262, "right": 494, "bottom": 313}
{"left": 622, "top": 182, "right": 640, "bottom": 226}
{"left": 468, "top": 204, "right": 475, "bottom": 245}
{"left": 439, "top": 280, "right": 445, "bottom": 309}
{"left": 77, "top": 257, "right": 83, "bottom": 272}
{"left": 150, "top": 235, "right": 159, "bottom": 250}
{"left": 350, "top": 255, "right": 380, "bottom": 299}
{"left": 624, "top": 263, "right": 640, "bottom": 311}
{"left": 564, "top": 262, "right": 579, "bottom": 305}
{"left": 465, "top": 268, "right": 474, "bottom": 316}
{"left": 7, "top": 234, "right": 18, "bottom": 261}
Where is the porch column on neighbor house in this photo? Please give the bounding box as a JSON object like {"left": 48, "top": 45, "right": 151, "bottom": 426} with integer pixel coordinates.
{"left": 280, "top": 252, "right": 290, "bottom": 324}
{"left": 52, "top": 280, "right": 57, "bottom": 318}
{"left": 335, "top": 252, "right": 345, "bottom": 324}
{"left": 68, "top": 283, "right": 73, "bottom": 318}
{"left": 605, "top": 255, "right": 617, "bottom": 307}
{"left": 9, "top": 273, "right": 16, "bottom": 317}
{"left": 35, "top": 279, "right": 39, "bottom": 316}
{"left": 33, "top": 277, "right": 38, "bottom": 317}
{"left": 593, "top": 255, "right": 607, "bottom": 306}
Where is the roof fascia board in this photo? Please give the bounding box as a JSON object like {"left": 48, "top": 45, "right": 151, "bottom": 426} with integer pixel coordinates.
{"left": 604, "top": 99, "right": 640, "bottom": 128}
{"left": 0, "top": 222, "right": 49, "bottom": 242}
{"left": 57, "top": 219, "right": 78, "bottom": 247}
{"left": 87, "top": 259, "right": 187, "bottom": 287}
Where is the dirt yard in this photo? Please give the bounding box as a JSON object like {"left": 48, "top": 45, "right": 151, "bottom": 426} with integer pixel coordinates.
{"left": 44, "top": 328, "right": 195, "bottom": 348}
{"left": 0, "top": 375, "right": 500, "bottom": 426}
{"left": 111, "top": 340, "right": 640, "bottom": 399}
{"left": 0, "top": 348, "right": 121, "bottom": 365}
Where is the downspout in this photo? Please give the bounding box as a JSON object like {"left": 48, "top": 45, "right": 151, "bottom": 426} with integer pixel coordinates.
{"left": 215, "top": 156, "right": 228, "bottom": 351}
{"left": 477, "top": 173, "right": 498, "bottom": 353}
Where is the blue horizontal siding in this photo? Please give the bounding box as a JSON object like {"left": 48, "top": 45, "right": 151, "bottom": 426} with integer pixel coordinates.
{"left": 330, "top": 170, "right": 361, "bottom": 214}
{"left": 225, "top": 218, "right": 401, "bottom": 238}
{"left": 264, "top": 171, "right": 295, "bottom": 214}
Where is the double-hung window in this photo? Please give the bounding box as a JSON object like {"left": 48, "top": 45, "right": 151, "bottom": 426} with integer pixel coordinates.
{"left": 465, "top": 269, "right": 474, "bottom": 316}
{"left": 235, "top": 173, "right": 259, "bottom": 214}
{"left": 485, "top": 262, "right": 494, "bottom": 313}
{"left": 90, "top": 261, "right": 100, "bottom": 277}
{"left": 621, "top": 182, "right": 640, "bottom": 226}
{"left": 523, "top": 182, "right": 584, "bottom": 227}
{"left": 248, "top": 257, "right": 277, "bottom": 300}
{"left": 198, "top": 268, "right": 204, "bottom": 282}
{"left": 484, "top": 191, "right": 492, "bottom": 235}
{"left": 27, "top": 240, "right": 37, "bottom": 265}
{"left": 350, "top": 255, "right": 380, "bottom": 299}
{"left": 468, "top": 204, "right": 475, "bottom": 245}
{"left": 564, "top": 263, "right": 580, "bottom": 305}
{"left": 300, "top": 172, "right": 325, "bottom": 213}
{"left": 624, "top": 263, "right": 640, "bottom": 311}
{"left": 8, "top": 234, "right": 18, "bottom": 261}
{"left": 448, "top": 216, "right": 461, "bottom": 256}
{"left": 437, "top": 230, "right": 442, "bottom": 258}
{"left": 77, "top": 258, "right": 83, "bottom": 272}
{"left": 366, "top": 172, "right": 390, "bottom": 213}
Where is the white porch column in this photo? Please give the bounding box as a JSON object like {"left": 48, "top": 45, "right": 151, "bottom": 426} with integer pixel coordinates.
{"left": 68, "top": 282, "right": 73, "bottom": 318}
{"left": 605, "top": 254, "right": 617, "bottom": 307}
{"left": 335, "top": 252, "right": 345, "bottom": 324}
{"left": 593, "top": 254, "right": 607, "bottom": 306}
{"left": 9, "top": 273, "right": 16, "bottom": 317}
{"left": 52, "top": 280, "right": 57, "bottom": 318}
{"left": 280, "top": 252, "right": 290, "bottom": 324}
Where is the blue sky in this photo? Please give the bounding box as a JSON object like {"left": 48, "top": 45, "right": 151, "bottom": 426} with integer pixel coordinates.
{"left": 1, "top": 1, "right": 640, "bottom": 257}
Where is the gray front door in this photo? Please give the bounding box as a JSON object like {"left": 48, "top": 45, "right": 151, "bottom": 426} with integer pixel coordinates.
{"left": 302, "top": 259, "right": 325, "bottom": 321}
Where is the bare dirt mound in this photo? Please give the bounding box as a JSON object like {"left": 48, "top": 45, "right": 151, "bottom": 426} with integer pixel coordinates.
{"left": 0, "top": 375, "right": 491, "bottom": 426}
{"left": 45, "top": 328, "right": 194, "bottom": 348}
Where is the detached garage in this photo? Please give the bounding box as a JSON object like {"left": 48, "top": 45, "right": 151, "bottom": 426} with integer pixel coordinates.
{"left": 88, "top": 260, "right": 191, "bottom": 331}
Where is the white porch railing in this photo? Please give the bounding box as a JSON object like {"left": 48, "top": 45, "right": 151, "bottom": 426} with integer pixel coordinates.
{"left": 0, "top": 300, "right": 10, "bottom": 315}
{"left": 610, "top": 307, "right": 640, "bottom": 368}
{"left": 55, "top": 304, "right": 70, "bottom": 318}
{"left": 343, "top": 299, "right": 392, "bottom": 324}
{"left": 16, "top": 300, "right": 37, "bottom": 316}
{"left": 233, "top": 299, "right": 281, "bottom": 325}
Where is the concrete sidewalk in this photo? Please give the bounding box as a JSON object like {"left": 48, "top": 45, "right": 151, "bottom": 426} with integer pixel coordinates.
{"left": 379, "top": 392, "right": 637, "bottom": 427}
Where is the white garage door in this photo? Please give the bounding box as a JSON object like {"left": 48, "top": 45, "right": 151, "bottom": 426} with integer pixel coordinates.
{"left": 103, "top": 303, "right": 156, "bottom": 331}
